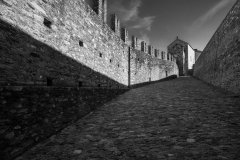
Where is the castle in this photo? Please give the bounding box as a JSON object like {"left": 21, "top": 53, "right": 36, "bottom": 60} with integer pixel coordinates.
{"left": 0, "top": 0, "right": 178, "bottom": 159}
{"left": 0, "top": 0, "right": 239, "bottom": 159}
{"left": 168, "top": 37, "right": 202, "bottom": 76}
{"left": 0, "top": 0, "right": 178, "bottom": 89}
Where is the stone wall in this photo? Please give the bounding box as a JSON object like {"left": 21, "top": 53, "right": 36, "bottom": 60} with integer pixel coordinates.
{"left": 194, "top": 0, "right": 240, "bottom": 95}
{"left": 0, "top": 0, "right": 178, "bottom": 88}
{"left": 130, "top": 48, "right": 178, "bottom": 85}
{"left": 0, "top": 0, "right": 179, "bottom": 159}
{"left": 0, "top": 86, "right": 127, "bottom": 159}
{"left": 168, "top": 39, "right": 188, "bottom": 76}
{"left": 0, "top": 0, "right": 128, "bottom": 88}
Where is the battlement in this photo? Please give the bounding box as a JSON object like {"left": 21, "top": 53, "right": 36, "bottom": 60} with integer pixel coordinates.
{"left": 85, "top": 0, "right": 166, "bottom": 59}
{"left": 0, "top": 0, "right": 177, "bottom": 88}
{"left": 0, "top": 0, "right": 179, "bottom": 158}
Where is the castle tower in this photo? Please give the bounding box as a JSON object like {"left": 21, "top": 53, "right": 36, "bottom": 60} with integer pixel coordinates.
{"left": 154, "top": 49, "right": 159, "bottom": 57}
{"left": 111, "top": 14, "right": 120, "bottom": 36}
{"left": 148, "top": 45, "right": 151, "bottom": 55}
{"left": 145, "top": 42, "right": 147, "bottom": 53}
{"left": 161, "top": 51, "right": 165, "bottom": 60}
{"left": 132, "top": 36, "right": 138, "bottom": 49}
{"left": 141, "top": 41, "right": 147, "bottom": 52}
{"left": 103, "top": 0, "right": 107, "bottom": 23}
{"left": 93, "top": 0, "right": 103, "bottom": 20}
{"left": 148, "top": 45, "right": 153, "bottom": 55}
{"left": 121, "top": 28, "right": 128, "bottom": 43}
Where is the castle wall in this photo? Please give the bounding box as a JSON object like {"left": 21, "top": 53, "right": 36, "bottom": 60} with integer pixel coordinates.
{"left": 194, "top": 0, "right": 240, "bottom": 95}
{"left": 0, "top": 0, "right": 128, "bottom": 88}
{"left": 130, "top": 49, "right": 178, "bottom": 85}
{"left": 0, "top": 0, "right": 179, "bottom": 159}
{"left": 0, "top": 86, "right": 127, "bottom": 160}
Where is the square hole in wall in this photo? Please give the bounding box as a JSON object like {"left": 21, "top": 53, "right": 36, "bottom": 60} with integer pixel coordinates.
{"left": 79, "top": 81, "right": 83, "bottom": 87}
{"left": 79, "top": 40, "right": 84, "bottom": 47}
{"left": 47, "top": 77, "right": 53, "bottom": 86}
{"left": 110, "top": 59, "right": 112, "bottom": 63}
{"left": 43, "top": 18, "right": 52, "bottom": 29}
{"left": 99, "top": 53, "right": 102, "bottom": 57}
{"left": 118, "top": 64, "right": 120, "bottom": 67}
{"left": 98, "top": 84, "right": 101, "bottom": 87}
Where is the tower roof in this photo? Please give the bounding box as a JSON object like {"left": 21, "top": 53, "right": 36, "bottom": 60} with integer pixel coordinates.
{"left": 167, "top": 37, "right": 188, "bottom": 47}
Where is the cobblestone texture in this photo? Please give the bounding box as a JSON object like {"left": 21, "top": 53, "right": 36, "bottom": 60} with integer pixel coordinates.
{"left": 16, "top": 77, "right": 240, "bottom": 160}
{"left": 0, "top": 86, "right": 128, "bottom": 160}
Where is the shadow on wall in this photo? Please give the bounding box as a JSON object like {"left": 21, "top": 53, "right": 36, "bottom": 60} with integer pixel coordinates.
{"left": 193, "top": 0, "right": 240, "bottom": 96}
{"left": 0, "top": 19, "right": 127, "bottom": 88}
{"left": 130, "top": 75, "right": 178, "bottom": 89}
{"left": 0, "top": 18, "right": 179, "bottom": 159}
{"left": 0, "top": 19, "right": 130, "bottom": 160}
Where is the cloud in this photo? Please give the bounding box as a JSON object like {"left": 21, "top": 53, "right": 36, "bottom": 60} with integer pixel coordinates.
{"left": 108, "top": 0, "right": 155, "bottom": 31}
{"left": 131, "top": 16, "right": 155, "bottom": 30}
{"left": 190, "top": 0, "right": 233, "bottom": 31}
{"left": 138, "top": 32, "right": 150, "bottom": 44}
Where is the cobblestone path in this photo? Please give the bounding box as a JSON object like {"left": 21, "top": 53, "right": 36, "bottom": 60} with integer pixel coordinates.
{"left": 17, "top": 77, "right": 240, "bottom": 160}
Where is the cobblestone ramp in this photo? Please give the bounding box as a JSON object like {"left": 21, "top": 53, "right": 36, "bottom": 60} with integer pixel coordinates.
{"left": 16, "top": 77, "right": 240, "bottom": 160}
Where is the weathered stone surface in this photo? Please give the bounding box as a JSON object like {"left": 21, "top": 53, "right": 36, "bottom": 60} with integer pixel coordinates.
{"left": 130, "top": 49, "right": 178, "bottom": 85}
{"left": 4, "top": 132, "right": 15, "bottom": 139}
{"left": 16, "top": 77, "right": 240, "bottom": 160}
{"left": 168, "top": 38, "right": 189, "bottom": 75}
{"left": 0, "top": 86, "right": 128, "bottom": 159}
{"left": 0, "top": 0, "right": 178, "bottom": 89}
{"left": 194, "top": 0, "right": 240, "bottom": 96}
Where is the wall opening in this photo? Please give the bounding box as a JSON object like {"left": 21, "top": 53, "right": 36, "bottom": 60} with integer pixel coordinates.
{"left": 47, "top": 78, "right": 53, "bottom": 86}
{"left": 110, "top": 59, "right": 112, "bottom": 63}
{"left": 79, "top": 40, "right": 84, "bottom": 47}
{"left": 43, "top": 18, "right": 52, "bottom": 28}
{"left": 99, "top": 53, "right": 102, "bottom": 57}
{"left": 98, "top": 84, "right": 101, "bottom": 87}
{"left": 79, "top": 81, "right": 83, "bottom": 87}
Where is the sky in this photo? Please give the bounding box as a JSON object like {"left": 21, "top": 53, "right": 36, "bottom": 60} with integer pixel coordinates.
{"left": 107, "top": 0, "right": 237, "bottom": 52}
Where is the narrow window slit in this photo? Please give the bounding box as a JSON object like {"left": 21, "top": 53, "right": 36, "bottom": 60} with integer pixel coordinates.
{"left": 79, "top": 81, "right": 83, "bottom": 87}
{"left": 43, "top": 18, "right": 52, "bottom": 28}
{"left": 79, "top": 40, "right": 84, "bottom": 47}
{"left": 47, "top": 78, "right": 53, "bottom": 86}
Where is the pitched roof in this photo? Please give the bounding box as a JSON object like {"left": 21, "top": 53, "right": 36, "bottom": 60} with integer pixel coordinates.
{"left": 167, "top": 37, "right": 202, "bottom": 52}
{"left": 167, "top": 37, "right": 188, "bottom": 47}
